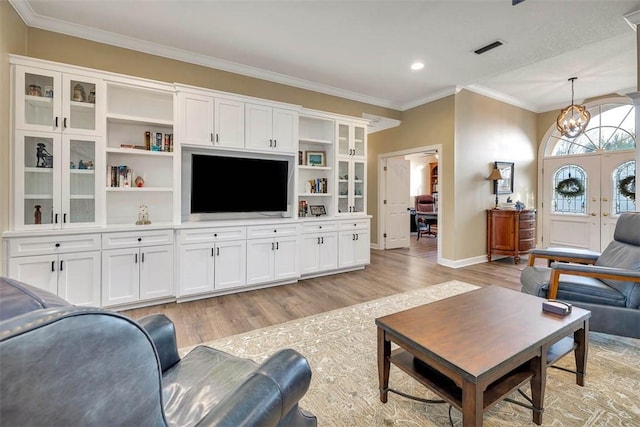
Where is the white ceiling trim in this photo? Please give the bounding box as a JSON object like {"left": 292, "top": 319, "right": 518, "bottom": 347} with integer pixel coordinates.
{"left": 624, "top": 9, "right": 640, "bottom": 29}
{"left": 9, "top": 0, "right": 401, "bottom": 111}
{"left": 464, "top": 84, "right": 540, "bottom": 113}
{"left": 399, "top": 87, "right": 461, "bottom": 111}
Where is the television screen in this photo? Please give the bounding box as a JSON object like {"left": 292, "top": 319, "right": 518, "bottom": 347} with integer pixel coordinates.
{"left": 190, "top": 154, "right": 289, "bottom": 213}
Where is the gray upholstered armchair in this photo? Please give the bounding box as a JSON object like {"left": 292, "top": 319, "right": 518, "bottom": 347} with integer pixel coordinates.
{"left": 520, "top": 212, "right": 640, "bottom": 338}
{"left": 0, "top": 277, "right": 317, "bottom": 427}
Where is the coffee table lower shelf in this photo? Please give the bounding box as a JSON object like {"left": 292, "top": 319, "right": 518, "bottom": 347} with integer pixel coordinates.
{"left": 389, "top": 349, "right": 534, "bottom": 412}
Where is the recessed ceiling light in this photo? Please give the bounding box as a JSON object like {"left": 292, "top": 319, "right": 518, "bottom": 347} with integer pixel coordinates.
{"left": 410, "top": 62, "right": 424, "bottom": 71}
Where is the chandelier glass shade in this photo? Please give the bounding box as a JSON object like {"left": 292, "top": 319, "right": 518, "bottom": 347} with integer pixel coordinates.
{"left": 556, "top": 77, "right": 590, "bottom": 138}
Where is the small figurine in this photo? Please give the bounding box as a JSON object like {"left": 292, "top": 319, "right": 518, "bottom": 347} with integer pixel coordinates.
{"left": 84, "top": 160, "right": 94, "bottom": 170}
{"left": 36, "top": 143, "right": 52, "bottom": 168}
{"left": 134, "top": 176, "right": 144, "bottom": 188}
{"left": 70, "top": 162, "right": 76, "bottom": 169}
{"left": 78, "top": 160, "right": 87, "bottom": 169}
{"left": 136, "top": 205, "right": 151, "bottom": 225}
{"left": 73, "top": 83, "right": 86, "bottom": 102}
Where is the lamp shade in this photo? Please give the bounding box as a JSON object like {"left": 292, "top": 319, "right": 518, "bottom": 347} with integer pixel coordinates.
{"left": 488, "top": 168, "right": 503, "bottom": 181}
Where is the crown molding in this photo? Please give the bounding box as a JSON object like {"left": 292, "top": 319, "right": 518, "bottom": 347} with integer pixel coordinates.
{"left": 9, "top": 0, "right": 400, "bottom": 111}
{"left": 463, "top": 84, "right": 539, "bottom": 112}
{"left": 624, "top": 9, "right": 640, "bottom": 30}
{"left": 399, "top": 87, "right": 460, "bottom": 111}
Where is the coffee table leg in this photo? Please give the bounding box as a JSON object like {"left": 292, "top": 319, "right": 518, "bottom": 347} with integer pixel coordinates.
{"left": 462, "top": 381, "right": 483, "bottom": 427}
{"left": 530, "top": 353, "right": 547, "bottom": 425}
{"left": 377, "top": 327, "right": 391, "bottom": 403}
{"left": 574, "top": 320, "right": 589, "bottom": 386}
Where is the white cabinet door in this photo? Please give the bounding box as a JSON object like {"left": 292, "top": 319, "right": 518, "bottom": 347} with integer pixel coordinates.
{"left": 179, "top": 243, "right": 215, "bottom": 297}
{"left": 214, "top": 98, "right": 244, "bottom": 149}
{"left": 179, "top": 92, "right": 214, "bottom": 146}
{"left": 318, "top": 233, "right": 339, "bottom": 271}
{"left": 8, "top": 254, "right": 57, "bottom": 294}
{"left": 273, "top": 235, "right": 298, "bottom": 281}
{"left": 354, "top": 230, "right": 370, "bottom": 266}
{"left": 15, "top": 66, "right": 62, "bottom": 133}
{"left": 338, "top": 231, "right": 356, "bottom": 268}
{"left": 272, "top": 108, "right": 297, "bottom": 153}
{"left": 246, "top": 238, "right": 275, "bottom": 285}
{"left": 245, "top": 103, "right": 272, "bottom": 151}
{"left": 140, "top": 245, "right": 174, "bottom": 300}
{"left": 102, "top": 247, "right": 139, "bottom": 306}
{"left": 301, "top": 234, "right": 321, "bottom": 275}
{"left": 215, "top": 240, "right": 246, "bottom": 290}
{"left": 57, "top": 250, "right": 101, "bottom": 306}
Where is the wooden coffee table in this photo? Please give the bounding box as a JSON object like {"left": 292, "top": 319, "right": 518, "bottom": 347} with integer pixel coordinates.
{"left": 376, "top": 286, "right": 590, "bottom": 427}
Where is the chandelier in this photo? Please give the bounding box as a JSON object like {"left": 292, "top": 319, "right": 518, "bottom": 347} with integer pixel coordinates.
{"left": 556, "top": 77, "right": 590, "bottom": 138}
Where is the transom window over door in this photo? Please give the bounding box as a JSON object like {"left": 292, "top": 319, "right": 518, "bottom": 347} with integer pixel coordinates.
{"left": 542, "top": 101, "right": 636, "bottom": 252}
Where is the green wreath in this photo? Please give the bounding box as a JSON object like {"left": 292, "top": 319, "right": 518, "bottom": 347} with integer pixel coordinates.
{"left": 618, "top": 175, "right": 636, "bottom": 200}
{"left": 555, "top": 177, "right": 584, "bottom": 198}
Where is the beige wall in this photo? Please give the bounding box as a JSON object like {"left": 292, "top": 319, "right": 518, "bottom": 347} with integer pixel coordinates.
{"left": 453, "top": 90, "right": 537, "bottom": 261}
{"left": 0, "top": 0, "right": 28, "bottom": 274}
{"left": 368, "top": 96, "right": 455, "bottom": 255}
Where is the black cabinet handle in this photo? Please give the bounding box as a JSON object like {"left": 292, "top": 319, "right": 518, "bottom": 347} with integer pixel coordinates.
{"left": 210, "top": 133, "right": 213, "bottom": 142}
{"left": 63, "top": 213, "right": 67, "bottom": 223}
{"left": 55, "top": 117, "right": 59, "bottom": 128}
{"left": 271, "top": 242, "right": 275, "bottom": 250}
{"left": 355, "top": 234, "right": 359, "bottom": 240}
{"left": 51, "top": 261, "right": 55, "bottom": 272}
{"left": 134, "top": 253, "right": 138, "bottom": 263}
{"left": 215, "top": 133, "right": 219, "bottom": 143}
{"left": 60, "top": 260, "right": 64, "bottom": 271}
{"left": 321, "top": 237, "right": 324, "bottom": 244}
{"left": 273, "top": 139, "right": 277, "bottom": 147}
{"left": 317, "top": 237, "right": 320, "bottom": 244}
{"left": 141, "top": 253, "right": 145, "bottom": 263}
{"left": 211, "top": 248, "right": 214, "bottom": 257}
{"left": 217, "top": 247, "right": 220, "bottom": 256}
{"left": 55, "top": 243, "right": 60, "bottom": 248}
{"left": 138, "top": 237, "right": 142, "bottom": 242}
{"left": 269, "top": 139, "right": 273, "bottom": 147}
{"left": 63, "top": 117, "right": 67, "bottom": 128}
{"left": 55, "top": 213, "right": 59, "bottom": 224}
{"left": 352, "top": 234, "right": 356, "bottom": 241}
{"left": 276, "top": 241, "right": 279, "bottom": 250}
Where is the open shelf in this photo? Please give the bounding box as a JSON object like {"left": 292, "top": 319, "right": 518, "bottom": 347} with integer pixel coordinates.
{"left": 106, "top": 147, "right": 174, "bottom": 157}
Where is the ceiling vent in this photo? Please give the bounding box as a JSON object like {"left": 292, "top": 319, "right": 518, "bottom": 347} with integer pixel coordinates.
{"left": 474, "top": 41, "right": 504, "bottom": 55}
{"left": 512, "top": 0, "right": 526, "bottom": 5}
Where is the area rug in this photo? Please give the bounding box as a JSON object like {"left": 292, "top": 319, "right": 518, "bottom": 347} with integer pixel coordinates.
{"left": 180, "top": 281, "right": 640, "bottom": 426}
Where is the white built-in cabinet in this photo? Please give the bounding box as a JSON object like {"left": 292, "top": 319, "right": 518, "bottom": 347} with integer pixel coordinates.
{"left": 245, "top": 103, "right": 298, "bottom": 153}
{"left": 5, "top": 56, "right": 371, "bottom": 311}
{"left": 6, "top": 234, "right": 101, "bottom": 306}
{"left": 246, "top": 224, "right": 299, "bottom": 285}
{"left": 338, "top": 219, "right": 371, "bottom": 268}
{"left": 176, "top": 88, "right": 244, "bottom": 149}
{"left": 336, "top": 121, "right": 367, "bottom": 215}
{"left": 177, "top": 227, "right": 246, "bottom": 297}
{"left": 301, "top": 221, "right": 338, "bottom": 275}
{"left": 101, "top": 230, "right": 174, "bottom": 307}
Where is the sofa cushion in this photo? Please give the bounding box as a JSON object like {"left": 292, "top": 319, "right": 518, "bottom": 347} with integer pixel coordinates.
{"left": 520, "top": 265, "right": 626, "bottom": 307}
{"left": 595, "top": 240, "right": 640, "bottom": 305}
{"left": 0, "top": 277, "right": 70, "bottom": 321}
{"left": 162, "top": 346, "right": 258, "bottom": 427}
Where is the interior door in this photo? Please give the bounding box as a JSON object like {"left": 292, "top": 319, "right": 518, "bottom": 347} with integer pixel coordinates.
{"left": 384, "top": 158, "right": 410, "bottom": 249}
{"left": 542, "top": 151, "right": 634, "bottom": 251}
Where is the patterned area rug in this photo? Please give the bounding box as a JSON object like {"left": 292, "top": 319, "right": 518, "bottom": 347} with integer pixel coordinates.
{"left": 181, "top": 281, "right": 640, "bottom": 426}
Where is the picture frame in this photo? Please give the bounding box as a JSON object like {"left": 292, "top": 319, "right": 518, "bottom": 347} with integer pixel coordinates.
{"left": 494, "top": 161, "right": 514, "bottom": 195}
{"left": 309, "top": 205, "right": 326, "bottom": 216}
{"left": 305, "top": 151, "right": 325, "bottom": 167}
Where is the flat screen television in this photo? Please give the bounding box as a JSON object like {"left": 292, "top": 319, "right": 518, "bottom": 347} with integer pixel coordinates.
{"left": 190, "top": 154, "right": 289, "bottom": 214}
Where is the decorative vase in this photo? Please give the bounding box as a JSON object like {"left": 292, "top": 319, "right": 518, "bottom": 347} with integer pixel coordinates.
{"left": 34, "top": 205, "right": 42, "bottom": 225}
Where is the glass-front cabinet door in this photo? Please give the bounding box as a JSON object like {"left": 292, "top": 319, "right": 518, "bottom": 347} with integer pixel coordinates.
{"left": 15, "top": 131, "right": 102, "bottom": 230}
{"left": 336, "top": 122, "right": 366, "bottom": 158}
{"left": 15, "top": 65, "right": 102, "bottom": 136}
{"left": 337, "top": 159, "right": 366, "bottom": 215}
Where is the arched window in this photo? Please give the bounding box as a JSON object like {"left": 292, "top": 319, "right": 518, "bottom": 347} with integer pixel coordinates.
{"left": 613, "top": 160, "right": 636, "bottom": 215}
{"left": 546, "top": 103, "right": 635, "bottom": 156}
{"left": 553, "top": 165, "right": 587, "bottom": 214}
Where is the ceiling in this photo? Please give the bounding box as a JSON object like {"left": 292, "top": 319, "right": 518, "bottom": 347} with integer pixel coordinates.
{"left": 10, "top": 0, "right": 640, "bottom": 114}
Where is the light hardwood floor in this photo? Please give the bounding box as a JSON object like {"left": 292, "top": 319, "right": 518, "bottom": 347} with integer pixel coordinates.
{"left": 124, "top": 236, "right": 527, "bottom": 348}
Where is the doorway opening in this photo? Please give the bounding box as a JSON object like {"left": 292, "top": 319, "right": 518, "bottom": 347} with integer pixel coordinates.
{"left": 378, "top": 144, "right": 442, "bottom": 263}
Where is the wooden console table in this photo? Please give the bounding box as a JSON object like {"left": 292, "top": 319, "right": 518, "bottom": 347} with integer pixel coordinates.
{"left": 486, "top": 209, "right": 536, "bottom": 264}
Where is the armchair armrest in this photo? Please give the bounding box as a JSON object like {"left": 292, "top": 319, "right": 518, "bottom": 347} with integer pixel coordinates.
{"left": 195, "top": 349, "right": 312, "bottom": 427}
{"left": 528, "top": 247, "right": 600, "bottom": 267}
{"left": 547, "top": 262, "right": 640, "bottom": 299}
{"left": 138, "top": 314, "right": 180, "bottom": 373}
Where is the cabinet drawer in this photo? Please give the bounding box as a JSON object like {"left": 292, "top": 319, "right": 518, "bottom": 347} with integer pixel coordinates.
{"left": 9, "top": 234, "right": 101, "bottom": 257}
{"left": 519, "top": 212, "right": 535, "bottom": 221}
{"left": 519, "top": 220, "right": 535, "bottom": 229}
{"left": 178, "top": 227, "right": 246, "bottom": 244}
{"left": 102, "top": 229, "right": 174, "bottom": 249}
{"left": 519, "top": 239, "right": 536, "bottom": 252}
{"left": 338, "top": 219, "right": 370, "bottom": 230}
{"left": 519, "top": 228, "right": 535, "bottom": 239}
{"left": 302, "top": 221, "right": 338, "bottom": 233}
{"left": 247, "top": 224, "right": 299, "bottom": 239}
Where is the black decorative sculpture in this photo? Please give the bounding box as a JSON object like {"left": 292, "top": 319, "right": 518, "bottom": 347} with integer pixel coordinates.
{"left": 36, "top": 143, "right": 52, "bottom": 168}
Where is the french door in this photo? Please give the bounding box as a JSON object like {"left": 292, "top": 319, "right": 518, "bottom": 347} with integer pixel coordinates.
{"left": 542, "top": 151, "right": 635, "bottom": 252}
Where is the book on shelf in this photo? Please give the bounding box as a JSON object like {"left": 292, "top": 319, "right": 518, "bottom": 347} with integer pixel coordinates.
{"left": 108, "top": 165, "right": 134, "bottom": 188}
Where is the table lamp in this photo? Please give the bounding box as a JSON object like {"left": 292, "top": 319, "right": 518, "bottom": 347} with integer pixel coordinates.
{"left": 487, "top": 168, "right": 503, "bottom": 209}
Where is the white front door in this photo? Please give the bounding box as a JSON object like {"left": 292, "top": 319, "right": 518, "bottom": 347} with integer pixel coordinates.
{"left": 384, "top": 158, "right": 410, "bottom": 249}
{"left": 542, "top": 151, "right": 635, "bottom": 251}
